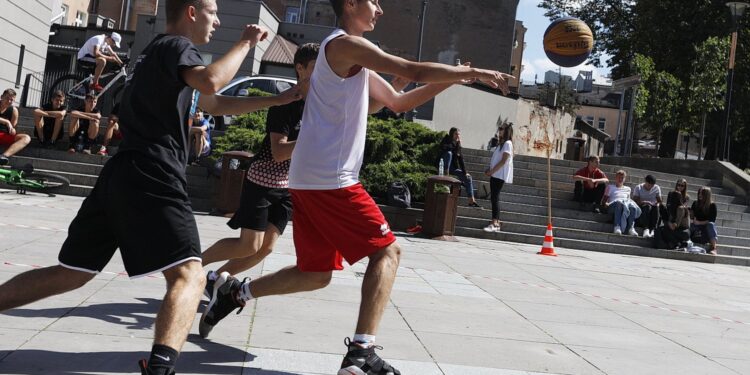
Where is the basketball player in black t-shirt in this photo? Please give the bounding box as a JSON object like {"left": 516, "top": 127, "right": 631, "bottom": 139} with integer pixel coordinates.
{"left": 200, "top": 43, "right": 319, "bottom": 305}
{"left": 0, "top": 1, "right": 301, "bottom": 374}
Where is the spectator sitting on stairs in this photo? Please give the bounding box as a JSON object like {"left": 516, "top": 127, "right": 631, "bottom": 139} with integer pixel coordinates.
{"left": 98, "top": 103, "right": 122, "bottom": 156}
{"left": 602, "top": 170, "right": 641, "bottom": 236}
{"left": 0, "top": 88, "right": 31, "bottom": 166}
{"left": 690, "top": 186, "right": 718, "bottom": 255}
{"left": 632, "top": 174, "right": 662, "bottom": 238}
{"left": 572, "top": 155, "right": 608, "bottom": 213}
{"left": 67, "top": 93, "right": 101, "bottom": 154}
{"left": 33, "top": 90, "right": 67, "bottom": 147}
{"left": 654, "top": 203, "right": 690, "bottom": 250}
{"left": 439, "top": 127, "right": 479, "bottom": 207}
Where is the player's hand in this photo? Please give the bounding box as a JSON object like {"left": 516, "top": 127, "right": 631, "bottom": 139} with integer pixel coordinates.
{"left": 475, "top": 69, "right": 514, "bottom": 95}
{"left": 241, "top": 24, "right": 269, "bottom": 47}
{"left": 276, "top": 83, "right": 303, "bottom": 105}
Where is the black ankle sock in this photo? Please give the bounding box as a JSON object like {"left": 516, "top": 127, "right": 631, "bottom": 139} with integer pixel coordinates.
{"left": 147, "top": 344, "right": 178, "bottom": 374}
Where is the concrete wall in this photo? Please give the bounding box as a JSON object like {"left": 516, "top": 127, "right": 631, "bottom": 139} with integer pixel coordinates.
{"left": 134, "top": 0, "right": 279, "bottom": 77}
{"left": 432, "top": 84, "right": 575, "bottom": 159}
{"left": 1, "top": 1, "right": 53, "bottom": 98}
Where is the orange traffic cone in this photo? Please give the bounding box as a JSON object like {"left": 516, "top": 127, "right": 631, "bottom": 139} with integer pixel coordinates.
{"left": 538, "top": 223, "right": 558, "bottom": 256}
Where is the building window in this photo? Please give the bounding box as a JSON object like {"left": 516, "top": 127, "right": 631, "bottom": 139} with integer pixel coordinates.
{"left": 74, "top": 11, "right": 86, "bottom": 27}
{"left": 585, "top": 116, "right": 594, "bottom": 126}
{"left": 285, "top": 6, "right": 300, "bottom": 23}
{"left": 60, "top": 4, "right": 69, "bottom": 25}
{"left": 598, "top": 118, "right": 606, "bottom": 130}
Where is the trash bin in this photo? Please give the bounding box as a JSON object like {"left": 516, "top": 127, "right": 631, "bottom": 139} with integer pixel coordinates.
{"left": 422, "top": 175, "right": 462, "bottom": 241}
{"left": 215, "top": 150, "right": 253, "bottom": 215}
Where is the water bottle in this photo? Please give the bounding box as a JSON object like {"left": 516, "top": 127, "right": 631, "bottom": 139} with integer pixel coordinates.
{"left": 438, "top": 158, "right": 444, "bottom": 176}
{"left": 686, "top": 239, "right": 693, "bottom": 249}
{"left": 229, "top": 158, "right": 239, "bottom": 170}
{"left": 75, "top": 134, "right": 84, "bottom": 153}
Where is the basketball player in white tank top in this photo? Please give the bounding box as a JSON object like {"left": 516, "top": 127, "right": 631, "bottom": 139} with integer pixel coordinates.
{"left": 201, "top": 1, "right": 513, "bottom": 373}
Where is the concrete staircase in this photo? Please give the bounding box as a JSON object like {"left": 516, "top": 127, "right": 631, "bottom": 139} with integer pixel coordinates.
{"left": 3, "top": 108, "right": 217, "bottom": 213}
{"left": 449, "top": 148, "right": 750, "bottom": 265}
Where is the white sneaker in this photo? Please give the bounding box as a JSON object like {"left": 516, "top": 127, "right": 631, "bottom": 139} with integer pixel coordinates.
{"left": 628, "top": 227, "right": 639, "bottom": 236}
{"left": 643, "top": 229, "right": 652, "bottom": 238}
{"left": 483, "top": 224, "right": 500, "bottom": 233}
{"left": 613, "top": 227, "right": 622, "bottom": 235}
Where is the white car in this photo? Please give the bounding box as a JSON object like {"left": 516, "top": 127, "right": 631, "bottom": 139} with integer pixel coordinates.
{"left": 209, "top": 75, "right": 297, "bottom": 129}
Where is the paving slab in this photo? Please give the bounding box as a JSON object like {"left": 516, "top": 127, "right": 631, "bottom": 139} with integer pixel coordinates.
{"left": 1, "top": 191, "right": 750, "bottom": 374}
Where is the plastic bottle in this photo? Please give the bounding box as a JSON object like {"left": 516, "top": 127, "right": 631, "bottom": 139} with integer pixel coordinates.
{"left": 438, "top": 158, "right": 444, "bottom": 176}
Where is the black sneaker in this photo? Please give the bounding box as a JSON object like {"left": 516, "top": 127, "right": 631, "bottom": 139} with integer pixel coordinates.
{"left": 204, "top": 271, "right": 215, "bottom": 300}
{"left": 138, "top": 359, "right": 175, "bottom": 375}
{"left": 338, "top": 338, "right": 401, "bottom": 375}
{"left": 198, "top": 272, "right": 245, "bottom": 338}
{"left": 0, "top": 155, "right": 8, "bottom": 166}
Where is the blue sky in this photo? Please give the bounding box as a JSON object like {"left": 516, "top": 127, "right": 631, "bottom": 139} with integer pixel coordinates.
{"left": 516, "top": 0, "right": 612, "bottom": 85}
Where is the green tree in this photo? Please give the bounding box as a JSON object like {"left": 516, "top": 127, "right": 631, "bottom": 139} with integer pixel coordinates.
{"left": 686, "top": 36, "right": 729, "bottom": 159}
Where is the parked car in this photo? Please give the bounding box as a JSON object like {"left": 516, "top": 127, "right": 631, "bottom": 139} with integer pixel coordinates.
{"left": 208, "top": 75, "right": 297, "bottom": 129}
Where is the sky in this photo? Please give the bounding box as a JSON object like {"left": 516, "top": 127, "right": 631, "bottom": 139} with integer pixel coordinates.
{"left": 516, "top": 0, "right": 612, "bottom": 85}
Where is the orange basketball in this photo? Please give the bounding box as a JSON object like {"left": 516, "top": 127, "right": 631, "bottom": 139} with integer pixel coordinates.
{"left": 543, "top": 17, "right": 594, "bottom": 67}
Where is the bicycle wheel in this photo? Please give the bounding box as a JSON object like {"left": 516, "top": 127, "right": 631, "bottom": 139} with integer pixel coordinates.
{"left": 16, "top": 172, "right": 70, "bottom": 193}
{"left": 50, "top": 74, "right": 86, "bottom": 109}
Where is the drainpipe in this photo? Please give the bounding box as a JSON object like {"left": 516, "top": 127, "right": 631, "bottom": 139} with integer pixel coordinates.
{"left": 123, "top": 0, "right": 132, "bottom": 30}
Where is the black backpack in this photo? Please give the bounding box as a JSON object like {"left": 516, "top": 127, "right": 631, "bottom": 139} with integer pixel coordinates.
{"left": 387, "top": 181, "right": 411, "bottom": 209}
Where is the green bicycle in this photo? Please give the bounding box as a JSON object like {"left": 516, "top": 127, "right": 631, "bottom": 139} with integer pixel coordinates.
{"left": 0, "top": 164, "right": 70, "bottom": 194}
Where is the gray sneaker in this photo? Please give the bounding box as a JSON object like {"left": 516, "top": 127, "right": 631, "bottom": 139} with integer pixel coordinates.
{"left": 337, "top": 338, "right": 401, "bottom": 375}
{"left": 199, "top": 272, "right": 245, "bottom": 338}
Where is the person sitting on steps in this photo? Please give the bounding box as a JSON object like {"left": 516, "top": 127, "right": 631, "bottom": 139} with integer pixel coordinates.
{"left": 602, "top": 169, "right": 641, "bottom": 236}
{"left": 690, "top": 186, "right": 719, "bottom": 255}
{"left": 439, "top": 127, "right": 479, "bottom": 207}
{"left": 0, "top": 88, "right": 31, "bottom": 166}
{"left": 97, "top": 103, "right": 122, "bottom": 156}
{"left": 33, "top": 90, "right": 67, "bottom": 148}
{"left": 632, "top": 174, "right": 662, "bottom": 238}
{"left": 67, "top": 93, "right": 101, "bottom": 154}
{"left": 572, "top": 155, "right": 608, "bottom": 213}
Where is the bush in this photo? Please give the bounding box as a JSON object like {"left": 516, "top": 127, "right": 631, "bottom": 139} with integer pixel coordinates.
{"left": 210, "top": 112, "right": 445, "bottom": 202}
{"left": 361, "top": 117, "right": 445, "bottom": 201}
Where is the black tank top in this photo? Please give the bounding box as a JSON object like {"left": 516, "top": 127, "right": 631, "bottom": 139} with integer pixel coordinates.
{"left": 0, "top": 105, "right": 13, "bottom": 133}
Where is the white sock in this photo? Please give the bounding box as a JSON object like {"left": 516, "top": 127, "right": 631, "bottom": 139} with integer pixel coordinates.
{"left": 238, "top": 280, "right": 254, "bottom": 302}
{"left": 352, "top": 334, "right": 376, "bottom": 347}
{"left": 207, "top": 270, "right": 219, "bottom": 281}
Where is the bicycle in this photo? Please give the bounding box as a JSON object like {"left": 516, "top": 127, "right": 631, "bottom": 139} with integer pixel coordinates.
{"left": 0, "top": 164, "right": 70, "bottom": 195}
{"left": 49, "top": 58, "right": 130, "bottom": 110}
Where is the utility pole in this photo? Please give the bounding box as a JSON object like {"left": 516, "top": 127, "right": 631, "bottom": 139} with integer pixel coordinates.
{"left": 416, "top": 0, "right": 428, "bottom": 61}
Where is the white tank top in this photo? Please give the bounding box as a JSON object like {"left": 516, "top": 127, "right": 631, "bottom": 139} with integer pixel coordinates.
{"left": 289, "top": 29, "right": 370, "bottom": 190}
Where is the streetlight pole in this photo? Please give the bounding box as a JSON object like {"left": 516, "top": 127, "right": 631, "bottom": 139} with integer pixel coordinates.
{"left": 721, "top": 2, "right": 749, "bottom": 161}
{"left": 416, "top": 0, "right": 429, "bottom": 62}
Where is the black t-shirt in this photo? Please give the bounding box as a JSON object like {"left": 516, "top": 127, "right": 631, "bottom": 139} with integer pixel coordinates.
{"left": 41, "top": 103, "right": 67, "bottom": 128}
{"left": 691, "top": 200, "right": 717, "bottom": 222}
{"left": 117, "top": 34, "right": 204, "bottom": 182}
{"left": 246, "top": 100, "right": 304, "bottom": 188}
{"left": 74, "top": 105, "right": 100, "bottom": 132}
{"left": 0, "top": 105, "right": 13, "bottom": 133}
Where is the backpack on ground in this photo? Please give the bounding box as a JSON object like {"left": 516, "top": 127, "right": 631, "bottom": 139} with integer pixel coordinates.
{"left": 387, "top": 181, "right": 411, "bottom": 209}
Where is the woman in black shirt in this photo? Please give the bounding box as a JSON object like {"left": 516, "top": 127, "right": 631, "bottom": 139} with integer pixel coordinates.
{"left": 439, "top": 127, "right": 479, "bottom": 207}
{"left": 690, "top": 186, "right": 718, "bottom": 254}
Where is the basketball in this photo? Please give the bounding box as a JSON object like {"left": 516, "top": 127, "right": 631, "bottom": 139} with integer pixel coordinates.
{"left": 543, "top": 17, "right": 594, "bottom": 67}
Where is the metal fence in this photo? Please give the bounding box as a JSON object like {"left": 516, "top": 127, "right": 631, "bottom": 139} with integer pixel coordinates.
{"left": 20, "top": 69, "right": 120, "bottom": 116}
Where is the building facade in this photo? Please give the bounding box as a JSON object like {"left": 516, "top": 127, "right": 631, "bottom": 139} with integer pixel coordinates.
{"left": 1, "top": 1, "right": 53, "bottom": 100}
{"left": 89, "top": 0, "right": 158, "bottom": 31}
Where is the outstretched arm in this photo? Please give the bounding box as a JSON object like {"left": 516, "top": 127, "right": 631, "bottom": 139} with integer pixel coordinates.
{"left": 198, "top": 85, "right": 302, "bottom": 116}
{"left": 182, "top": 25, "right": 269, "bottom": 95}
{"left": 368, "top": 72, "right": 452, "bottom": 114}
{"left": 328, "top": 35, "right": 513, "bottom": 94}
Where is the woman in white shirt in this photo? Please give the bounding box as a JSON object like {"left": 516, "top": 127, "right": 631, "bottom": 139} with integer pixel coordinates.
{"left": 602, "top": 170, "right": 641, "bottom": 235}
{"left": 483, "top": 124, "right": 514, "bottom": 232}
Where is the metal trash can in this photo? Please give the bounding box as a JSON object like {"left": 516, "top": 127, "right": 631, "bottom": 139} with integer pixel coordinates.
{"left": 215, "top": 150, "right": 253, "bottom": 215}
{"left": 422, "top": 175, "right": 462, "bottom": 241}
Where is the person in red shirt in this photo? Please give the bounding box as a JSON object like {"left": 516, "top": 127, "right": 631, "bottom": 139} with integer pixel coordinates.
{"left": 572, "top": 155, "right": 608, "bottom": 213}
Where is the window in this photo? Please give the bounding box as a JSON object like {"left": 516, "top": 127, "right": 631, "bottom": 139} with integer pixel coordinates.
{"left": 598, "top": 117, "right": 606, "bottom": 130}
{"left": 74, "top": 11, "right": 86, "bottom": 27}
{"left": 275, "top": 81, "right": 292, "bottom": 93}
{"left": 585, "top": 116, "right": 594, "bottom": 126}
{"left": 285, "top": 6, "right": 300, "bottom": 23}
{"left": 60, "top": 4, "right": 69, "bottom": 25}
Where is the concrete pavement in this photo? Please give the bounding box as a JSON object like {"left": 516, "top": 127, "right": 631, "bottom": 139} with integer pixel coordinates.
{"left": 1, "top": 191, "right": 749, "bottom": 374}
